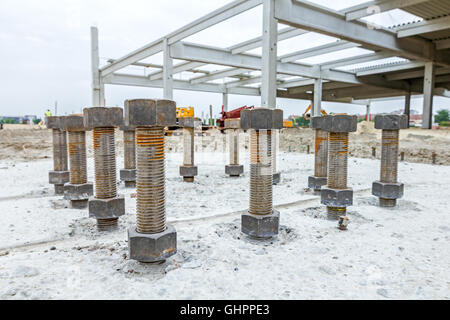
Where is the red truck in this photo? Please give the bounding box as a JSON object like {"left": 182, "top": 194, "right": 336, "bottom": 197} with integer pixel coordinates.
{"left": 216, "top": 105, "right": 254, "bottom": 130}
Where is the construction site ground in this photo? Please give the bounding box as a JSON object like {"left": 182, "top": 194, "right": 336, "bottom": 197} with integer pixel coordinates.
{"left": 0, "top": 123, "right": 449, "bottom": 299}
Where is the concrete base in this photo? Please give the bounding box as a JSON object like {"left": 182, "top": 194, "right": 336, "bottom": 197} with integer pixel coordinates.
{"left": 225, "top": 165, "right": 244, "bottom": 177}
{"left": 241, "top": 210, "right": 280, "bottom": 239}
{"left": 128, "top": 225, "right": 177, "bottom": 263}
{"left": 272, "top": 172, "right": 281, "bottom": 185}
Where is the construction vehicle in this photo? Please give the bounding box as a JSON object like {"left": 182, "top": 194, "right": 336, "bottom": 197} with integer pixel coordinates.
{"left": 217, "top": 105, "right": 254, "bottom": 130}
{"left": 283, "top": 120, "right": 294, "bottom": 128}
{"left": 176, "top": 107, "right": 194, "bottom": 122}
{"left": 302, "top": 104, "right": 327, "bottom": 120}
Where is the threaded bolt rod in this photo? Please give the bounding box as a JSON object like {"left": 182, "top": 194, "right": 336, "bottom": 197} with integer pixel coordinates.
{"left": 52, "top": 129, "right": 68, "bottom": 172}
{"left": 228, "top": 129, "right": 239, "bottom": 165}
{"left": 68, "top": 131, "right": 87, "bottom": 185}
{"left": 380, "top": 129, "right": 399, "bottom": 207}
{"left": 314, "top": 129, "right": 328, "bottom": 178}
{"left": 136, "top": 127, "right": 166, "bottom": 234}
{"left": 93, "top": 127, "right": 118, "bottom": 230}
{"left": 327, "top": 132, "right": 349, "bottom": 217}
{"left": 249, "top": 129, "right": 273, "bottom": 216}
{"left": 123, "top": 130, "right": 136, "bottom": 170}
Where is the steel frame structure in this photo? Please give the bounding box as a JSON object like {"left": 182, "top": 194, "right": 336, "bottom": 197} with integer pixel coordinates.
{"left": 91, "top": 0, "right": 450, "bottom": 129}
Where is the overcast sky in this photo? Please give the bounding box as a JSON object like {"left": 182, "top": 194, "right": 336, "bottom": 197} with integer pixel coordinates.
{"left": 1, "top": 0, "right": 448, "bottom": 119}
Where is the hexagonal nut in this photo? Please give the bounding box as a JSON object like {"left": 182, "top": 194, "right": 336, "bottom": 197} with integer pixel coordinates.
{"left": 120, "top": 125, "right": 136, "bottom": 132}
{"left": 49, "top": 171, "right": 69, "bottom": 185}
{"left": 374, "top": 114, "right": 408, "bottom": 130}
{"left": 321, "top": 187, "right": 353, "bottom": 207}
{"left": 273, "top": 172, "right": 281, "bottom": 185}
{"left": 308, "top": 176, "right": 327, "bottom": 190}
{"left": 46, "top": 116, "right": 64, "bottom": 130}
{"left": 322, "top": 115, "right": 357, "bottom": 133}
{"left": 83, "top": 107, "right": 123, "bottom": 129}
{"left": 89, "top": 195, "right": 125, "bottom": 219}
{"left": 242, "top": 210, "right": 280, "bottom": 239}
{"left": 63, "top": 183, "right": 93, "bottom": 201}
{"left": 128, "top": 225, "right": 177, "bottom": 263}
{"left": 64, "top": 114, "right": 86, "bottom": 132}
{"left": 180, "top": 166, "right": 198, "bottom": 177}
{"left": 225, "top": 118, "right": 240, "bottom": 129}
{"left": 124, "top": 99, "right": 176, "bottom": 127}
{"left": 240, "top": 108, "right": 283, "bottom": 130}
{"left": 372, "top": 181, "right": 404, "bottom": 199}
{"left": 179, "top": 117, "right": 202, "bottom": 128}
{"left": 225, "top": 165, "right": 243, "bottom": 176}
{"left": 310, "top": 116, "right": 325, "bottom": 129}
{"left": 120, "top": 169, "right": 136, "bottom": 182}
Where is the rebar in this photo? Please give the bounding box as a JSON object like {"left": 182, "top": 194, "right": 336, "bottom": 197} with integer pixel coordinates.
{"left": 68, "top": 131, "right": 87, "bottom": 185}
{"left": 314, "top": 129, "right": 328, "bottom": 178}
{"left": 327, "top": 132, "right": 349, "bottom": 217}
{"left": 93, "top": 127, "right": 118, "bottom": 230}
{"left": 136, "top": 127, "right": 166, "bottom": 234}
{"left": 249, "top": 129, "right": 273, "bottom": 216}
{"left": 380, "top": 129, "right": 399, "bottom": 207}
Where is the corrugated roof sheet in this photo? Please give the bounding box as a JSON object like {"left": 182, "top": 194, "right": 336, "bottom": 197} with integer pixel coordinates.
{"left": 402, "top": 0, "right": 450, "bottom": 20}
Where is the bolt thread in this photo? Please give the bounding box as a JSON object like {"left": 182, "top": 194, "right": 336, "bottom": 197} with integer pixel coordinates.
{"left": 123, "top": 130, "right": 136, "bottom": 170}
{"left": 380, "top": 198, "right": 396, "bottom": 207}
{"left": 249, "top": 129, "right": 273, "bottom": 216}
{"left": 136, "top": 127, "right": 166, "bottom": 234}
{"left": 52, "top": 129, "right": 68, "bottom": 172}
{"left": 228, "top": 129, "right": 239, "bottom": 165}
{"left": 271, "top": 129, "right": 278, "bottom": 174}
{"left": 380, "top": 130, "right": 399, "bottom": 183}
{"left": 327, "top": 206, "right": 346, "bottom": 219}
{"left": 328, "top": 132, "right": 349, "bottom": 189}
{"left": 183, "top": 127, "right": 194, "bottom": 166}
{"left": 314, "top": 129, "right": 328, "bottom": 178}
{"left": 68, "top": 131, "right": 87, "bottom": 184}
{"left": 93, "top": 127, "right": 117, "bottom": 199}
{"left": 97, "top": 218, "right": 118, "bottom": 231}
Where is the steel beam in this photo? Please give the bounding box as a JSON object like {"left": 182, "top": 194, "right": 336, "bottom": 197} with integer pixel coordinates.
{"left": 91, "top": 27, "right": 104, "bottom": 107}
{"left": 356, "top": 61, "right": 425, "bottom": 76}
{"left": 166, "top": 0, "right": 262, "bottom": 45}
{"left": 280, "top": 41, "right": 360, "bottom": 63}
{"left": 422, "top": 62, "right": 435, "bottom": 129}
{"left": 313, "top": 78, "right": 322, "bottom": 116}
{"left": 163, "top": 38, "right": 173, "bottom": 99}
{"left": 320, "top": 52, "right": 390, "bottom": 70}
{"left": 345, "top": 0, "right": 429, "bottom": 21}
{"left": 274, "top": 0, "right": 449, "bottom": 66}
{"left": 261, "top": 0, "right": 278, "bottom": 107}
{"left": 104, "top": 73, "right": 260, "bottom": 96}
{"left": 190, "top": 67, "right": 252, "bottom": 84}
{"left": 397, "top": 16, "right": 450, "bottom": 38}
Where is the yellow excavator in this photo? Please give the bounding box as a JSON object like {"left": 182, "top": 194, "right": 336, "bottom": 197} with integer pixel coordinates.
{"left": 302, "top": 104, "right": 327, "bottom": 120}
